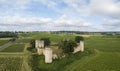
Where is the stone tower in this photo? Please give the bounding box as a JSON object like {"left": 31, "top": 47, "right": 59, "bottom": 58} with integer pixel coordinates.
{"left": 44, "top": 47, "right": 52, "bottom": 63}
{"left": 79, "top": 41, "right": 84, "bottom": 52}
{"left": 35, "top": 40, "right": 44, "bottom": 55}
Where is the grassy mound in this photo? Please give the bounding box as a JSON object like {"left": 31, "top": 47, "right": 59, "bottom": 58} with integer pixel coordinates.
{"left": 29, "top": 48, "right": 94, "bottom": 71}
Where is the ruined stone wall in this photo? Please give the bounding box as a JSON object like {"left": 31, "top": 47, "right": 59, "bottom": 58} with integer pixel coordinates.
{"left": 39, "top": 40, "right": 44, "bottom": 48}
{"left": 73, "top": 41, "right": 84, "bottom": 53}
{"left": 35, "top": 40, "right": 44, "bottom": 48}
{"left": 35, "top": 40, "right": 44, "bottom": 55}
{"left": 37, "top": 48, "right": 44, "bottom": 55}
{"left": 35, "top": 40, "right": 40, "bottom": 48}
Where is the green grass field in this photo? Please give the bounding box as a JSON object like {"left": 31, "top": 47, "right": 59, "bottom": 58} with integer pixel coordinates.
{"left": 63, "top": 36, "right": 120, "bottom": 71}
{"left": 1, "top": 43, "right": 25, "bottom": 52}
{"left": 85, "top": 37, "right": 120, "bottom": 52}
{"left": 0, "top": 32, "right": 120, "bottom": 71}
{"left": 0, "top": 40, "right": 9, "bottom": 47}
{"left": 19, "top": 32, "right": 75, "bottom": 44}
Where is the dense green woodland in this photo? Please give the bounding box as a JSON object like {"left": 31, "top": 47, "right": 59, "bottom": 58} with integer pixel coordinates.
{"left": 0, "top": 32, "right": 120, "bottom": 71}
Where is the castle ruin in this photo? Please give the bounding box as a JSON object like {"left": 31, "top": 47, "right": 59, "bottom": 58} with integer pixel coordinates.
{"left": 35, "top": 40, "right": 53, "bottom": 63}
{"left": 35, "top": 39, "right": 84, "bottom": 63}
{"left": 73, "top": 41, "right": 84, "bottom": 53}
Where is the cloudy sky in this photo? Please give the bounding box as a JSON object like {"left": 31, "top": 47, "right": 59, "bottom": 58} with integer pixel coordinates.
{"left": 0, "top": 0, "right": 120, "bottom": 31}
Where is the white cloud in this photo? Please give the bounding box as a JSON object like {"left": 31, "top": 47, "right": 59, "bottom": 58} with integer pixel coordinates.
{"left": 0, "top": 0, "right": 30, "bottom": 9}
{"left": 52, "top": 14, "right": 91, "bottom": 27}
{"left": 1, "top": 0, "right": 120, "bottom": 18}
{"left": 63, "top": 0, "right": 120, "bottom": 18}
{"left": 89, "top": 0, "right": 120, "bottom": 18}
{"left": 103, "top": 19, "right": 120, "bottom": 26}
{"left": 102, "top": 19, "right": 120, "bottom": 30}
{"left": 91, "top": 18, "right": 120, "bottom": 31}
{"left": 0, "top": 0, "right": 120, "bottom": 31}
{"left": 0, "top": 16, "right": 52, "bottom": 24}
{"left": 34, "top": 0, "right": 57, "bottom": 7}
{"left": 0, "top": 14, "right": 102, "bottom": 31}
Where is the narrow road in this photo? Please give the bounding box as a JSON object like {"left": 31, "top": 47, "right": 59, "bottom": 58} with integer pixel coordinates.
{"left": 0, "top": 41, "right": 13, "bottom": 51}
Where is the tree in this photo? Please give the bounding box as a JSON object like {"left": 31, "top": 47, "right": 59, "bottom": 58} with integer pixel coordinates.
{"left": 75, "top": 36, "right": 84, "bottom": 43}
{"left": 0, "top": 32, "right": 18, "bottom": 38}
{"left": 59, "top": 40, "right": 77, "bottom": 53}
{"left": 30, "top": 39, "right": 35, "bottom": 48}
{"left": 9, "top": 38, "right": 16, "bottom": 42}
{"left": 40, "top": 37, "right": 50, "bottom": 46}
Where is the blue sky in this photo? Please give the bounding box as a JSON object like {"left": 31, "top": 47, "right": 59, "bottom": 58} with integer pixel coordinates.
{"left": 0, "top": 0, "right": 120, "bottom": 31}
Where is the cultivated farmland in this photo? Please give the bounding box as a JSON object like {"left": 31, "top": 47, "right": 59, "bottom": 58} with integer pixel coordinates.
{"left": 0, "top": 40, "right": 9, "bottom": 47}
{"left": 0, "top": 57, "right": 23, "bottom": 71}
{"left": 1, "top": 43, "right": 25, "bottom": 52}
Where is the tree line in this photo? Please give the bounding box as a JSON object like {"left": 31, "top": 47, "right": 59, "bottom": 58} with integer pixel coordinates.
{"left": 0, "top": 32, "right": 18, "bottom": 38}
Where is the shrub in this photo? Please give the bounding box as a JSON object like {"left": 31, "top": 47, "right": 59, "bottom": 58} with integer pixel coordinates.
{"left": 40, "top": 37, "right": 50, "bottom": 46}
{"left": 75, "top": 36, "right": 84, "bottom": 43}
{"left": 59, "top": 40, "right": 77, "bottom": 53}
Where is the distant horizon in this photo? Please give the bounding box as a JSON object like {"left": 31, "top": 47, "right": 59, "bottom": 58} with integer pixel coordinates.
{"left": 0, "top": 30, "right": 120, "bottom": 33}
